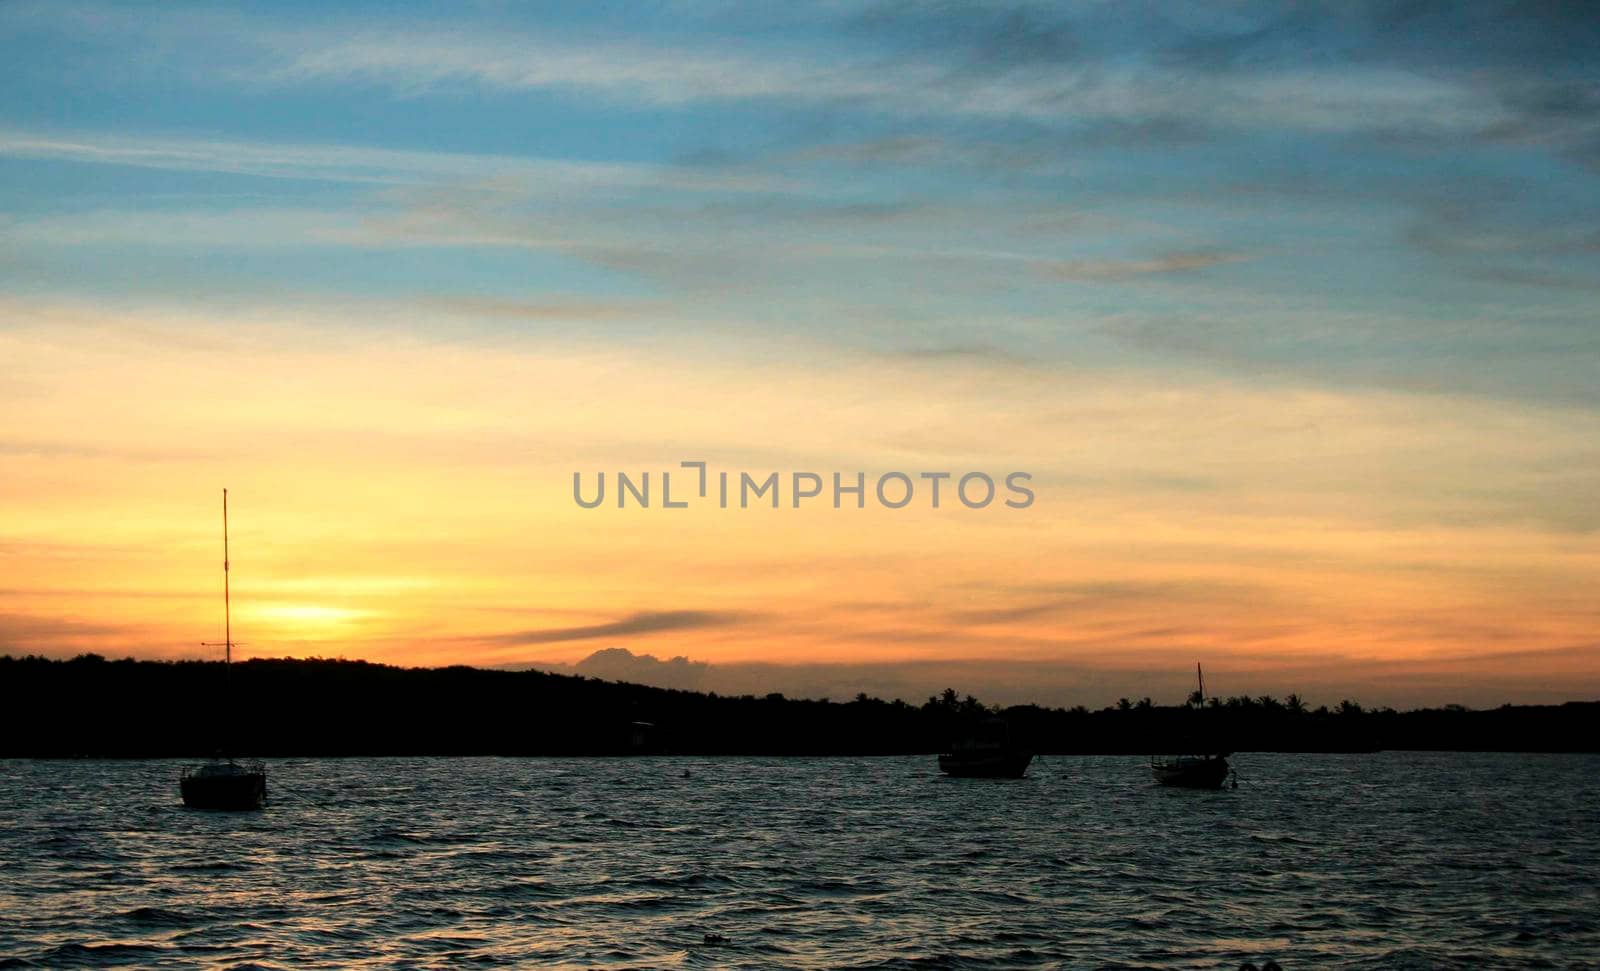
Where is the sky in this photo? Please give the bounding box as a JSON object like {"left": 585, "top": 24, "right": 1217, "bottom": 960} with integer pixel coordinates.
{"left": 2, "top": 1, "right": 1598, "bottom": 709}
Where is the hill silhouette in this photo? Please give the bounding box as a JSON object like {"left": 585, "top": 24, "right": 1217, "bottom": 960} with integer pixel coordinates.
{"left": 3, "top": 653, "right": 1596, "bottom": 757}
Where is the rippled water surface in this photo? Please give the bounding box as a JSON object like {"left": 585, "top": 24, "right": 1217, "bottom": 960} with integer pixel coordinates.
{"left": 3, "top": 754, "right": 1598, "bottom": 968}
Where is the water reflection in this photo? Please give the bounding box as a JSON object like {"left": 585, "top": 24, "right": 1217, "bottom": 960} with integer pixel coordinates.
{"left": 1, "top": 754, "right": 1597, "bottom": 967}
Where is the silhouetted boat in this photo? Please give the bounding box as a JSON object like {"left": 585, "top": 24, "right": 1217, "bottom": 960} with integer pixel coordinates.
{"left": 1151, "top": 663, "right": 1234, "bottom": 789}
{"left": 1150, "top": 753, "right": 1232, "bottom": 789}
{"left": 179, "top": 489, "right": 267, "bottom": 811}
{"left": 938, "top": 717, "right": 1033, "bottom": 778}
{"left": 181, "top": 758, "right": 267, "bottom": 810}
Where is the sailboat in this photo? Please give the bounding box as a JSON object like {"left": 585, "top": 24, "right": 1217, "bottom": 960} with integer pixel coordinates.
{"left": 1150, "top": 663, "right": 1234, "bottom": 789}
{"left": 179, "top": 489, "right": 268, "bottom": 810}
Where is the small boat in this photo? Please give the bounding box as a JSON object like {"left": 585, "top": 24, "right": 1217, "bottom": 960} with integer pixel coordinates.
{"left": 938, "top": 717, "right": 1033, "bottom": 778}
{"left": 180, "top": 489, "right": 268, "bottom": 810}
{"left": 1150, "top": 753, "right": 1232, "bottom": 789}
{"left": 181, "top": 758, "right": 267, "bottom": 810}
{"left": 1150, "top": 663, "right": 1235, "bottom": 789}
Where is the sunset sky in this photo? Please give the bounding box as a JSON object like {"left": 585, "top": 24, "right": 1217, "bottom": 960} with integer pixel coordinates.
{"left": 3, "top": 2, "right": 1598, "bottom": 708}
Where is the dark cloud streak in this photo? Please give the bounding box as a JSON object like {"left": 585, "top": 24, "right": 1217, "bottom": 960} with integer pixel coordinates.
{"left": 474, "top": 610, "right": 745, "bottom": 647}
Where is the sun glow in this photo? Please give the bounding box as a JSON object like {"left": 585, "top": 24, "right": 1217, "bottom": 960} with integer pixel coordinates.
{"left": 3, "top": 299, "right": 1599, "bottom": 705}
{"left": 247, "top": 603, "right": 372, "bottom": 629}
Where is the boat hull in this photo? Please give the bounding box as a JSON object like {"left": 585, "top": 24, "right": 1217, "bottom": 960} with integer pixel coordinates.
{"left": 938, "top": 751, "right": 1033, "bottom": 778}
{"left": 180, "top": 772, "right": 267, "bottom": 810}
{"left": 1151, "top": 757, "right": 1230, "bottom": 789}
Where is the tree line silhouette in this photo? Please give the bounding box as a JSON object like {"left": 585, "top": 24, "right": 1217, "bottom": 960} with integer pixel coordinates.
{"left": 3, "top": 654, "right": 1595, "bottom": 757}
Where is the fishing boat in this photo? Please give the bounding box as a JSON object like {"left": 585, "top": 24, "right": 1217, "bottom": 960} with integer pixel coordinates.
{"left": 1150, "top": 663, "right": 1235, "bottom": 789}
{"left": 938, "top": 717, "right": 1033, "bottom": 778}
{"left": 179, "top": 489, "right": 268, "bottom": 810}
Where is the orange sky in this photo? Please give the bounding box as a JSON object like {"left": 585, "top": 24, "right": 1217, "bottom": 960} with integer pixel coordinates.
{"left": 3, "top": 297, "right": 1597, "bottom": 708}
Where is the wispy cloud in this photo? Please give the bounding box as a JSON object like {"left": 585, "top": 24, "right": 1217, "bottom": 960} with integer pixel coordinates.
{"left": 474, "top": 610, "right": 746, "bottom": 646}
{"left": 0, "top": 128, "right": 787, "bottom": 192}
{"left": 265, "top": 31, "right": 1505, "bottom": 136}
{"left": 1041, "top": 249, "right": 1251, "bottom": 281}
{"left": 0, "top": 611, "right": 143, "bottom": 651}
{"left": 2, "top": 5, "right": 1520, "bottom": 137}
{"left": 942, "top": 580, "right": 1268, "bottom": 626}
{"left": 416, "top": 296, "right": 664, "bottom": 321}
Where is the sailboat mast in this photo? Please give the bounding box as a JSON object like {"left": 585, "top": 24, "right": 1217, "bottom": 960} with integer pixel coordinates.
{"left": 223, "top": 488, "right": 231, "bottom": 668}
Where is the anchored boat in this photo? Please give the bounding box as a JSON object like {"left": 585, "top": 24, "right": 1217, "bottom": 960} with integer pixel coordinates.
{"left": 1150, "top": 753, "right": 1233, "bottom": 789}
{"left": 179, "top": 489, "right": 268, "bottom": 811}
{"left": 938, "top": 717, "right": 1033, "bottom": 778}
{"left": 1150, "top": 663, "right": 1236, "bottom": 789}
{"left": 181, "top": 758, "right": 267, "bottom": 810}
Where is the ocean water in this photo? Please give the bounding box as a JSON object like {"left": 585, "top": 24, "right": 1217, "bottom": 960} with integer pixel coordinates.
{"left": 1, "top": 754, "right": 1597, "bottom": 969}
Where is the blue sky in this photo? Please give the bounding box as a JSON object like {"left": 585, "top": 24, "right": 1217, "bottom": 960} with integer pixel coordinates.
{"left": 2, "top": 2, "right": 1599, "bottom": 706}
{"left": 4, "top": 0, "right": 1596, "bottom": 402}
